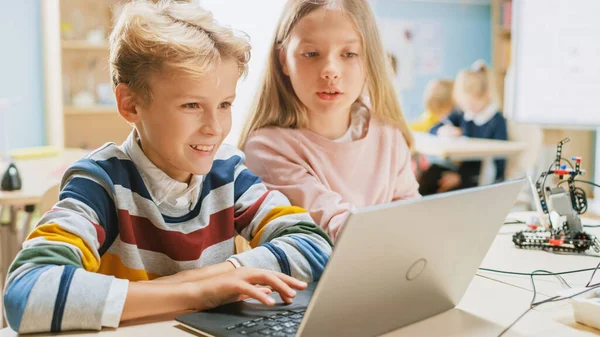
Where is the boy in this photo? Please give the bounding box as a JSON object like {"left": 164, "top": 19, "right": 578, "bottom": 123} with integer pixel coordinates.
{"left": 3, "top": 0, "right": 332, "bottom": 333}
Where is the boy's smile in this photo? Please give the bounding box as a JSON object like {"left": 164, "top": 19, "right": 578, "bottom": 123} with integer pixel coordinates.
{"left": 118, "top": 58, "right": 240, "bottom": 183}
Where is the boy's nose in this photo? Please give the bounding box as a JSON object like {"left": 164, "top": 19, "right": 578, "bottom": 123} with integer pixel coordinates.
{"left": 200, "top": 114, "right": 223, "bottom": 136}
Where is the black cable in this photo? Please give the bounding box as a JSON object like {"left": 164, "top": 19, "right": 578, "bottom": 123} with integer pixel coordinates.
{"left": 559, "top": 179, "right": 600, "bottom": 189}
{"left": 586, "top": 260, "right": 600, "bottom": 287}
{"left": 496, "top": 307, "right": 532, "bottom": 337}
{"left": 491, "top": 262, "right": 600, "bottom": 337}
{"left": 574, "top": 180, "right": 600, "bottom": 189}
{"left": 479, "top": 267, "right": 599, "bottom": 277}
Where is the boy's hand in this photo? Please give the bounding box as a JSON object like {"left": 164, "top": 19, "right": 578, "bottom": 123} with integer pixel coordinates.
{"left": 437, "top": 125, "right": 462, "bottom": 137}
{"left": 437, "top": 172, "right": 462, "bottom": 193}
{"left": 150, "top": 261, "right": 236, "bottom": 284}
{"left": 186, "top": 267, "right": 308, "bottom": 310}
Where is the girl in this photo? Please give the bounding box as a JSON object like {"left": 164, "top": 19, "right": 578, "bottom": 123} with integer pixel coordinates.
{"left": 424, "top": 61, "right": 508, "bottom": 195}
{"left": 239, "top": 0, "right": 420, "bottom": 241}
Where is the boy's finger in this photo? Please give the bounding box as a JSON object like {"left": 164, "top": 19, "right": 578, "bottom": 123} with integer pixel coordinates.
{"left": 260, "top": 272, "right": 297, "bottom": 298}
{"left": 270, "top": 271, "right": 308, "bottom": 290}
{"left": 238, "top": 282, "right": 276, "bottom": 306}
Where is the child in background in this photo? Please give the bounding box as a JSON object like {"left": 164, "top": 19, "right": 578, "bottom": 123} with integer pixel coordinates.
{"left": 409, "top": 79, "right": 454, "bottom": 132}
{"left": 3, "top": 1, "right": 332, "bottom": 333}
{"left": 422, "top": 60, "right": 508, "bottom": 195}
{"left": 239, "top": 0, "right": 420, "bottom": 242}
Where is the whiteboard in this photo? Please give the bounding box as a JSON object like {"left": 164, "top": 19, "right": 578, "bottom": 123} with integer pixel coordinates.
{"left": 511, "top": 0, "right": 600, "bottom": 127}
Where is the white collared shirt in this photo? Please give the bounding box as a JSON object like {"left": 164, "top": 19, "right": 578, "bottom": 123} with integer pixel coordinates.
{"left": 463, "top": 102, "right": 499, "bottom": 126}
{"left": 122, "top": 131, "right": 203, "bottom": 211}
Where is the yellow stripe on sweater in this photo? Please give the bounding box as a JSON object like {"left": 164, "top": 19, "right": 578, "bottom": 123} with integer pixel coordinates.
{"left": 97, "top": 253, "right": 159, "bottom": 281}
{"left": 27, "top": 223, "right": 100, "bottom": 272}
{"left": 250, "top": 206, "right": 307, "bottom": 248}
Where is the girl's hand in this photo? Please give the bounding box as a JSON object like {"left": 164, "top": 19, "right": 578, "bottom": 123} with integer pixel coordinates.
{"left": 437, "top": 125, "right": 462, "bottom": 137}
{"left": 437, "top": 172, "right": 462, "bottom": 193}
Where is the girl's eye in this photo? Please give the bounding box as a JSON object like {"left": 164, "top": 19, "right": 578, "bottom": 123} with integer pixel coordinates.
{"left": 219, "top": 102, "right": 232, "bottom": 109}
{"left": 345, "top": 52, "right": 358, "bottom": 58}
{"left": 302, "top": 52, "right": 319, "bottom": 57}
{"left": 182, "top": 103, "right": 200, "bottom": 109}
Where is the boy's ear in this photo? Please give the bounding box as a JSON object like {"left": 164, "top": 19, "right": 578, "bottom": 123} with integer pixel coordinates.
{"left": 115, "top": 83, "right": 141, "bottom": 124}
{"left": 278, "top": 46, "right": 290, "bottom": 76}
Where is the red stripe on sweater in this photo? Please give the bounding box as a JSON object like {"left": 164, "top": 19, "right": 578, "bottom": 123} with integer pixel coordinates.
{"left": 92, "top": 223, "right": 106, "bottom": 247}
{"left": 117, "top": 207, "right": 235, "bottom": 261}
{"left": 44, "top": 209, "right": 106, "bottom": 246}
{"left": 234, "top": 191, "right": 270, "bottom": 233}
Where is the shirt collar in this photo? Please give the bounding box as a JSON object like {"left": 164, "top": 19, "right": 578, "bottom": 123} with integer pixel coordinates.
{"left": 463, "top": 102, "right": 498, "bottom": 126}
{"left": 122, "top": 130, "right": 203, "bottom": 209}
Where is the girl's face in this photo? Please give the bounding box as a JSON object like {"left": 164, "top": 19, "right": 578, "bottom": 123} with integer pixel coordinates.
{"left": 280, "top": 8, "right": 366, "bottom": 121}
{"left": 456, "top": 92, "right": 490, "bottom": 114}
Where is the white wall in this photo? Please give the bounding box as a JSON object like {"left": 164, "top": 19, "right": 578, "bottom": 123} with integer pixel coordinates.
{"left": 196, "top": 0, "right": 286, "bottom": 147}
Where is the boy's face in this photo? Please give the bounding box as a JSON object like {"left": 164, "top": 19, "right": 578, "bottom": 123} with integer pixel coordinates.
{"left": 280, "top": 8, "right": 366, "bottom": 119}
{"left": 135, "top": 59, "right": 239, "bottom": 182}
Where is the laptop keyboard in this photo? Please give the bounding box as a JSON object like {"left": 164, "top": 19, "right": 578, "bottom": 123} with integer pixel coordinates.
{"left": 224, "top": 309, "right": 305, "bottom": 336}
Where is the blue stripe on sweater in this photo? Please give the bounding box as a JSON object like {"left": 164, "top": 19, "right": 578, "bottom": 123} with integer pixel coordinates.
{"left": 4, "top": 265, "right": 53, "bottom": 332}
{"left": 51, "top": 265, "right": 77, "bottom": 332}
{"left": 70, "top": 153, "right": 248, "bottom": 224}
{"left": 163, "top": 155, "right": 244, "bottom": 223}
{"left": 233, "top": 168, "right": 261, "bottom": 201}
{"left": 262, "top": 242, "right": 291, "bottom": 276}
{"left": 60, "top": 177, "right": 119, "bottom": 255}
{"left": 95, "top": 157, "right": 152, "bottom": 200}
{"left": 291, "top": 236, "right": 329, "bottom": 280}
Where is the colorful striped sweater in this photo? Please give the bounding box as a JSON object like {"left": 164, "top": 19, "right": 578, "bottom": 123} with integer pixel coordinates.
{"left": 3, "top": 134, "right": 332, "bottom": 333}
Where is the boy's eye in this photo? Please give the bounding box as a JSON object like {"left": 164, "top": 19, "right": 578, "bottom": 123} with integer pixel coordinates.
{"left": 219, "top": 102, "right": 232, "bottom": 109}
{"left": 344, "top": 52, "right": 358, "bottom": 58}
{"left": 302, "top": 52, "right": 319, "bottom": 57}
{"left": 182, "top": 103, "right": 200, "bottom": 109}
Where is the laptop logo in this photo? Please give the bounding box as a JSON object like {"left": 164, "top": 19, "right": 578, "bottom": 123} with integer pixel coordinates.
{"left": 406, "top": 258, "right": 427, "bottom": 281}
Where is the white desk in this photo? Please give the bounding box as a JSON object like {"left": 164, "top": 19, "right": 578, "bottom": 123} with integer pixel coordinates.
{"left": 412, "top": 132, "right": 526, "bottom": 186}
{"left": 480, "top": 214, "right": 600, "bottom": 301}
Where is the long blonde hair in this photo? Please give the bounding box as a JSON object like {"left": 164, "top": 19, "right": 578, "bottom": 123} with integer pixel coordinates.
{"left": 238, "top": 0, "right": 413, "bottom": 149}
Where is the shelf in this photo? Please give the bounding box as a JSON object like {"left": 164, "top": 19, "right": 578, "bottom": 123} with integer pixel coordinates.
{"left": 61, "top": 40, "right": 109, "bottom": 51}
{"left": 64, "top": 105, "right": 118, "bottom": 115}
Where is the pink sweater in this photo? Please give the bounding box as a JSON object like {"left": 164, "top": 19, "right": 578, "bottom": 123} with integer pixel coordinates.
{"left": 244, "top": 116, "right": 420, "bottom": 241}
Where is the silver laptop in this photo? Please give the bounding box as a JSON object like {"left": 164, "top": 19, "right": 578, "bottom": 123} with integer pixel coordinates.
{"left": 176, "top": 179, "right": 525, "bottom": 337}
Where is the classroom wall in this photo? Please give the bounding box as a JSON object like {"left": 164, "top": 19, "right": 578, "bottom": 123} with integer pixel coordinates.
{"left": 372, "top": 0, "right": 492, "bottom": 121}
{"left": 0, "top": 0, "right": 45, "bottom": 151}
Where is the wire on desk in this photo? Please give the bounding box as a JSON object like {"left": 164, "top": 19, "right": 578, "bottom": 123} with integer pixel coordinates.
{"left": 479, "top": 267, "right": 599, "bottom": 277}
{"left": 488, "top": 261, "right": 600, "bottom": 337}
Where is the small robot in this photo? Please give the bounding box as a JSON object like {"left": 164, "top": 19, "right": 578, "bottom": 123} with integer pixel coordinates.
{"left": 512, "top": 138, "right": 600, "bottom": 253}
